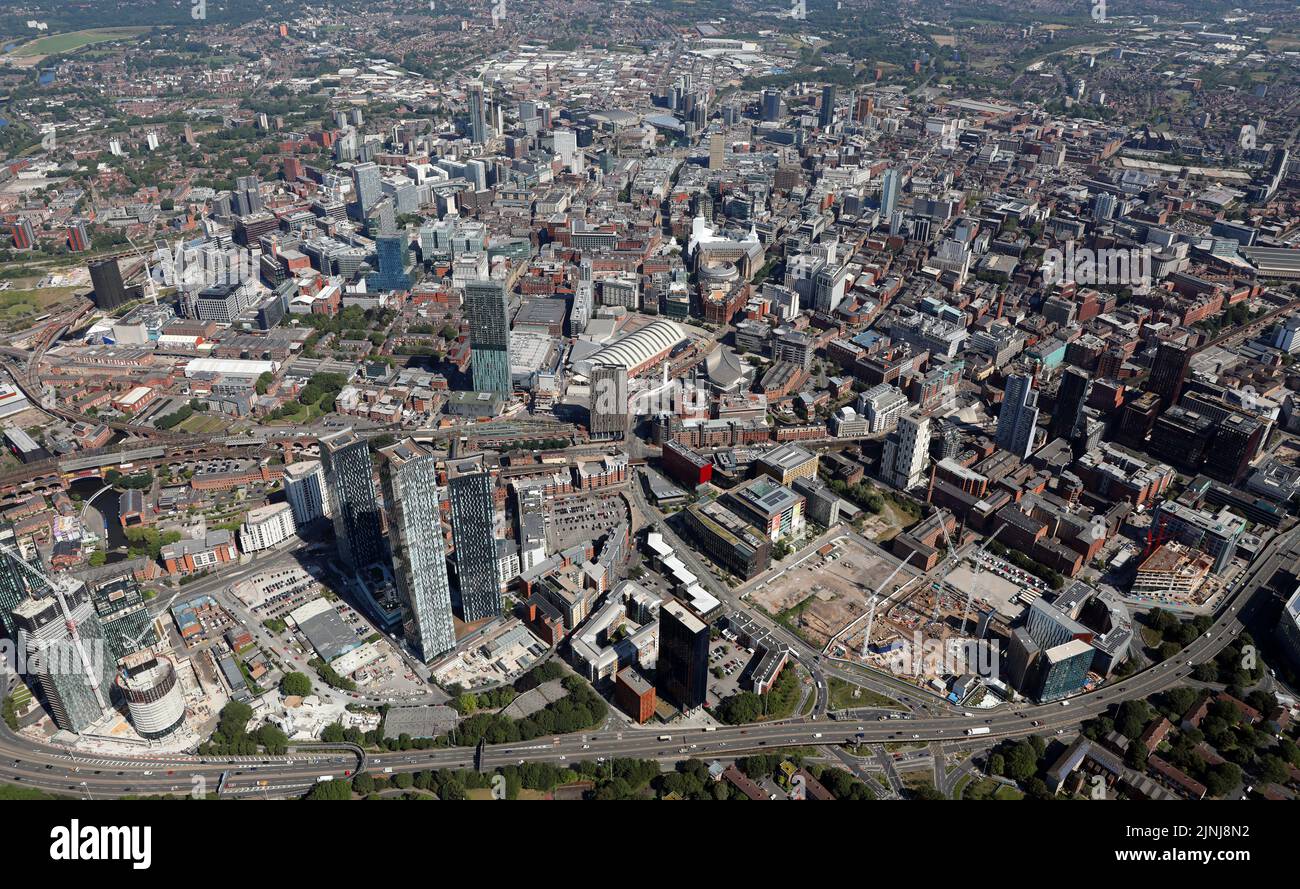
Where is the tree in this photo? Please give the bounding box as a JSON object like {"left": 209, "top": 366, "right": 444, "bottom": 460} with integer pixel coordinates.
{"left": 1004, "top": 740, "right": 1039, "bottom": 782}
{"left": 1204, "top": 762, "right": 1242, "bottom": 798}
{"left": 280, "top": 672, "right": 312, "bottom": 697}
{"left": 306, "top": 779, "right": 351, "bottom": 800}
{"left": 716, "top": 691, "right": 763, "bottom": 725}
{"left": 1116, "top": 699, "right": 1152, "bottom": 740}
{"left": 217, "top": 701, "right": 253, "bottom": 739}
{"left": 257, "top": 724, "right": 289, "bottom": 755}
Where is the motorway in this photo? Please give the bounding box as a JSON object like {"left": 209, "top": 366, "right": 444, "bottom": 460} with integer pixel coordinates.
{"left": 2, "top": 521, "right": 1292, "bottom": 798}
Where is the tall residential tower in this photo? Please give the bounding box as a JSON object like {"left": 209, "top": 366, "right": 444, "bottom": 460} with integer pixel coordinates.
{"left": 380, "top": 441, "right": 457, "bottom": 662}
{"left": 465, "top": 278, "right": 513, "bottom": 395}
{"left": 320, "top": 428, "right": 384, "bottom": 568}
{"left": 447, "top": 457, "right": 502, "bottom": 623}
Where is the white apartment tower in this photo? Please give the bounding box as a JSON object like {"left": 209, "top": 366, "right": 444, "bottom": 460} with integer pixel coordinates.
{"left": 881, "top": 412, "right": 931, "bottom": 491}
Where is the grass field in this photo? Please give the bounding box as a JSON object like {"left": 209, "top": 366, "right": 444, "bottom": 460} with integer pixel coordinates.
{"left": 961, "top": 777, "right": 1025, "bottom": 800}
{"left": 8, "top": 27, "right": 148, "bottom": 61}
{"left": 0, "top": 288, "right": 77, "bottom": 325}
{"left": 176, "top": 413, "right": 232, "bottom": 435}
{"left": 827, "top": 676, "right": 902, "bottom": 711}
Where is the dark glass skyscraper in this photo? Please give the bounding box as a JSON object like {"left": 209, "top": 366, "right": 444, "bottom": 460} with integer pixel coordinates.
{"left": 819, "top": 84, "right": 836, "bottom": 129}
{"left": 761, "top": 88, "right": 781, "bottom": 123}
{"left": 1149, "top": 339, "right": 1192, "bottom": 409}
{"left": 447, "top": 457, "right": 501, "bottom": 623}
{"left": 321, "top": 428, "right": 384, "bottom": 569}
{"left": 366, "top": 222, "right": 412, "bottom": 292}
{"left": 1049, "top": 366, "right": 1091, "bottom": 449}
{"left": 88, "top": 259, "right": 129, "bottom": 312}
{"left": 656, "top": 600, "right": 709, "bottom": 711}
{"left": 468, "top": 83, "right": 489, "bottom": 145}
{"left": 465, "top": 278, "right": 512, "bottom": 395}
{"left": 380, "top": 441, "right": 456, "bottom": 662}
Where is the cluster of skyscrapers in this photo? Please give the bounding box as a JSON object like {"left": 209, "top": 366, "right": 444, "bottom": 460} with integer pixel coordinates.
{"left": 319, "top": 428, "right": 502, "bottom": 663}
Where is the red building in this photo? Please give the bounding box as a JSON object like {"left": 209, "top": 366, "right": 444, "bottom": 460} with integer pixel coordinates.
{"left": 661, "top": 439, "right": 712, "bottom": 487}
{"left": 614, "top": 668, "right": 656, "bottom": 724}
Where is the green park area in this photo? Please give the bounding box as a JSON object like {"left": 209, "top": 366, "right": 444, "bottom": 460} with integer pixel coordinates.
{"left": 827, "top": 676, "right": 902, "bottom": 711}
{"left": 8, "top": 27, "right": 149, "bottom": 61}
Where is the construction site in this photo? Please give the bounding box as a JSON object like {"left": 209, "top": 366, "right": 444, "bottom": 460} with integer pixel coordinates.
{"left": 747, "top": 533, "right": 920, "bottom": 651}
{"left": 830, "top": 520, "right": 1015, "bottom": 690}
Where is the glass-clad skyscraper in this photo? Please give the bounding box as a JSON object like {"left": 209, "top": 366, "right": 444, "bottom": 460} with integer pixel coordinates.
{"left": 447, "top": 457, "right": 501, "bottom": 623}
{"left": 465, "top": 278, "right": 512, "bottom": 395}
{"left": 321, "top": 428, "right": 385, "bottom": 569}
{"left": 996, "top": 372, "right": 1039, "bottom": 460}
{"left": 468, "top": 83, "right": 489, "bottom": 144}
{"left": 656, "top": 601, "right": 709, "bottom": 710}
{"left": 380, "top": 441, "right": 457, "bottom": 662}
{"left": 366, "top": 229, "right": 412, "bottom": 292}
{"left": 0, "top": 538, "right": 49, "bottom": 637}
{"left": 12, "top": 583, "right": 116, "bottom": 733}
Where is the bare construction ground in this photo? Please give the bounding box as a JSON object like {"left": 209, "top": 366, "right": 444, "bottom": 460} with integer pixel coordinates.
{"left": 748, "top": 535, "right": 919, "bottom": 650}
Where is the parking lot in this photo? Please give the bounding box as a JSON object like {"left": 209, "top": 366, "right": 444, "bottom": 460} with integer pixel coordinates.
{"left": 547, "top": 493, "right": 627, "bottom": 551}
{"left": 705, "top": 638, "right": 752, "bottom": 707}
{"left": 943, "top": 551, "right": 1048, "bottom": 622}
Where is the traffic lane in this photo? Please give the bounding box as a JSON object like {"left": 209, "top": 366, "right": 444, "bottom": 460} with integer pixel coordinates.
{"left": 0, "top": 655, "right": 1209, "bottom": 796}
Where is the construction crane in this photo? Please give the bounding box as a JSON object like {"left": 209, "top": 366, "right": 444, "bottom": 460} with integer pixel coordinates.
{"left": 0, "top": 543, "right": 108, "bottom": 708}
{"left": 861, "top": 549, "right": 921, "bottom": 660}
{"left": 929, "top": 508, "right": 962, "bottom": 623}
{"left": 959, "top": 523, "right": 1008, "bottom": 637}
{"left": 123, "top": 232, "right": 160, "bottom": 306}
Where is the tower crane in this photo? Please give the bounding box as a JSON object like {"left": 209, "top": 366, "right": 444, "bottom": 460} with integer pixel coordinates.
{"left": 861, "top": 549, "right": 921, "bottom": 659}
{"left": 959, "top": 523, "right": 1008, "bottom": 637}
{"left": 0, "top": 543, "right": 108, "bottom": 708}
